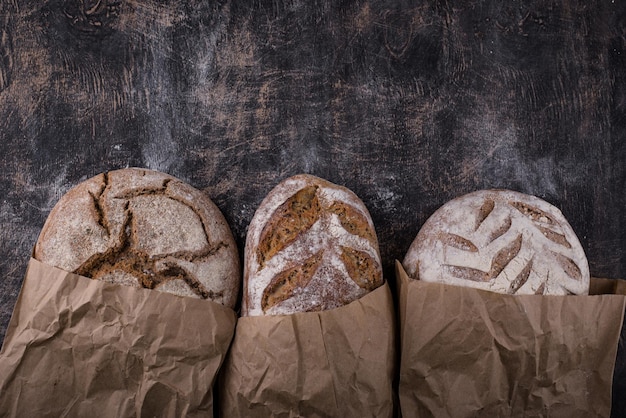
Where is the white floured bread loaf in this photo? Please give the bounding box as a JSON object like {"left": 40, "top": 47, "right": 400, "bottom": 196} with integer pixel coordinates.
{"left": 242, "top": 174, "right": 383, "bottom": 316}
{"left": 403, "top": 189, "right": 590, "bottom": 295}
{"left": 34, "top": 167, "right": 240, "bottom": 307}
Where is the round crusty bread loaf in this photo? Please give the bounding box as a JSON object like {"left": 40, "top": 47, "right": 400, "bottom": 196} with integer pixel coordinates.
{"left": 403, "top": 189, "right": 590, "bottom": 295}
{"left": 34, "top": 167, "right": 240, "bottom": 307}
{"left": 242, "top": 174, "right": 383, "bottom": 316}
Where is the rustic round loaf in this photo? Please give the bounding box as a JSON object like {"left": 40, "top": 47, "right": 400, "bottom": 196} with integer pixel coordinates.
{"left": 34, "top": 167, "right": 240, "bottom": 307}
{"left": 403, "top": 189, "right": 590, "bottom": 295}
{"left": 242, "top": 174, "right": 383, "bottom": 316}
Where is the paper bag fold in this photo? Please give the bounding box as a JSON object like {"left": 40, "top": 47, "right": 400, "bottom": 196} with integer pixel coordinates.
{"left": 0, "top": 258, "right": 237, "bottom": 418}
{"left": 218, "top": 281, "right": 397, "bottom": 418}
{"left": 396, "top": 261, "right": 626, "bottom": 418}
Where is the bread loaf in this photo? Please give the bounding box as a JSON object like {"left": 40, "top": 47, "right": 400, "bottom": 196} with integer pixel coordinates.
{"left": 242, "top": 174, "right": 383, "bottom": 316}
{"left": 34, "top": 167, "right": 240, "bottom": 307}
{"left": 403, "top": 189, "right": 590, "bottom": 295}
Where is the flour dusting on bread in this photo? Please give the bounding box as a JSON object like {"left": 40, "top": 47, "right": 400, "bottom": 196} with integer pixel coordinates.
{"left": 243, "top": 174, "right": 383, "bottom": 316}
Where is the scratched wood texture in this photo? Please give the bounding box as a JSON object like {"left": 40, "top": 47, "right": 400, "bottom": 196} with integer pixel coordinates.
{"left": 0, "top": 0, "right": 625, "bottom": 414}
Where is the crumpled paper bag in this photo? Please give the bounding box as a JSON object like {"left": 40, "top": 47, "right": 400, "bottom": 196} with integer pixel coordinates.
{"left": 0, "top": 258, "right": 237, "bottom": 418}
{"left": 218, "top": 281, "right": 397, "bottom": 418}
{"left": 395, "top": 261, "right": 626, "bottom": 418}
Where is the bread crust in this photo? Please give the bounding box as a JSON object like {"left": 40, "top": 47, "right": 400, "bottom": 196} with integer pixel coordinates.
{"left": 34, "top": 167, "right": 240, "bottom": 307}
{"left": 243, "top": 174, "right": 383, "bottom": 316}
{"left": 403, "top": 189, "right": 590, "bottom": 295}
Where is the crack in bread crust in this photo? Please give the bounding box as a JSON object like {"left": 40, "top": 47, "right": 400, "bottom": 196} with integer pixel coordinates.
{"left": 74, "top": 200, "right": 132, "bottom": 278}
{"left": 88, "top": 173, "right": 110, "bottom": 236}
{"left": 74, "top": 176, "right": 223, "bottom": 299}
{"left": 154, "top": 262, "right": 221, "bottom": 299}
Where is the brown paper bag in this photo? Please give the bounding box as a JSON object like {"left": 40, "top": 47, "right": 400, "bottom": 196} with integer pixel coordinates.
{"left": 218, "top": 281, "right": 397, "bottom": 418}
{"left": 395, "top": 261, "right": 626, "bottom": 418}
{"left": 0, "top": 258, "right": 237, "bottom": 418}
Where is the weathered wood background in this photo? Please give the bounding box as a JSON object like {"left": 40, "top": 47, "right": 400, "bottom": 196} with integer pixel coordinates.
{"left": 1, "top": 0, "right": 625, "bottom": 413}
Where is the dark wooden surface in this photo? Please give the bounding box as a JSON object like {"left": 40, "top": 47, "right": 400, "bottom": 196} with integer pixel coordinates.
{"left": 1, "top": 0, "right": 625, "bottom": 414}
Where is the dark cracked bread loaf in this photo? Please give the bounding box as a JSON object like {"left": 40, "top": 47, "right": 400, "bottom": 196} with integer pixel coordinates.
{"left": 403, "top": 189, "right": 590, "bottom": 295}
{"left": 34, "top": 167, "right": 240, "bottom": 307}
{"left": 242, "top": 174, "right": 383, "bottom": 316}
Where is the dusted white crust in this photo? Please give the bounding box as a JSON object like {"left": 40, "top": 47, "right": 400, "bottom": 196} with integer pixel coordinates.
{"left": 243, "top": 174, "right": 382, "bottom": 316}
{"left": 403, "top": 189, "right": 590, "bottom": 295}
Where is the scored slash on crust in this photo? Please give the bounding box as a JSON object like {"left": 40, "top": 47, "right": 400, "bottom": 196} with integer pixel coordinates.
{"left": 444, "top": 234, "right": 523, "bottom": 284}
{"left": 252, "top": 179, "right": 383, "bottom": 314}
{"left": 261, "top": 250, "right": 324, "bottom": 312}
{"left": 437, "top": 197, "right": 583, "bottom": 294}
{"left": 329, "top": 201, "right": 377, "bottom": 246}
{"left": 509, "top": 201, "right": 556, "bottom": 224}
{"left": 476, "top": 198, "right": 495, "bottom": 230}
{"left": 339, "top": 245, "right": 381, "bottom": 291}
{"left": 256, "top": 185, "right": 321, "bottom": 270}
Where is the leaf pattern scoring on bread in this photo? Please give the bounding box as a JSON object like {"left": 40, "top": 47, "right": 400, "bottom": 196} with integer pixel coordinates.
{"left": 440, "top": 199, "right": 582, "bottom": 294}
{"left": 246, "top": 175, "right": 383, "bottom": 315}
{"left": 403, "top": 190, "right": 590, "bottom": 296}
{"left": 444, "top": 234, "right": 522, "bottom": 283}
